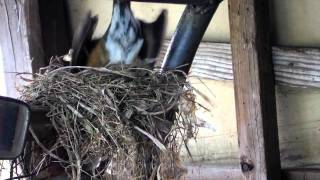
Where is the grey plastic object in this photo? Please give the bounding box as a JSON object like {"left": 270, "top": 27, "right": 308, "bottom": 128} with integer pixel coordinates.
{"left": 0, "top": 96, "right": 30, "bottom": 159}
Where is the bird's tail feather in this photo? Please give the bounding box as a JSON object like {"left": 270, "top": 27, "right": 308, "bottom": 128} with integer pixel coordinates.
{"left": 138, "top": 10, "right": 167, "bottom": 60}
{"left": 71, "top": 11, "right": 98, "bottom": 66}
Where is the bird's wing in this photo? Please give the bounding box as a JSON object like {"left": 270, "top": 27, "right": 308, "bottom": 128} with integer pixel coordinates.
{"left": 71, "top": 11, "right": 98, "bottom": 66}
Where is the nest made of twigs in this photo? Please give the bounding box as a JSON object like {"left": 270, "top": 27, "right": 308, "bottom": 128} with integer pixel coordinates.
{"left": 20, "top": 58, "right": 198, "bottom": 180}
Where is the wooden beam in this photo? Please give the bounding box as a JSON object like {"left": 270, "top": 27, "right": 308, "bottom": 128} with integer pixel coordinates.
{"left": 228, "top": 0, "right": 281, "bottom": 179}
{"left": 282, "top": 168, "right": 320, "bottom": 180}
{"left": 38, "top": 0, "right": 72, "bottom": 64}
{"left": 185, "top": 165, "right": 242, "bottom": 180}
{"left": 23, "top": 0, "right": 46, "bottom": 72}
{"left": 0, "top": 0, "right": 45, "bottom": 98}
{"left": 157, "top": 41, "right": 320, "bottom": 88}
{"left": 185, "top": 165, "right": 320, "bottom": 180}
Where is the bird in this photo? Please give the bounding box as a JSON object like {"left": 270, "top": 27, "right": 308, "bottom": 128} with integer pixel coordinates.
{"left": 69, "top": 0, "right": 167, "bottom": 69}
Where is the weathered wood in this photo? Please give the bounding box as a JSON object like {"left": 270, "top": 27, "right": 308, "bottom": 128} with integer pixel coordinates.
{"left": 178, "top": 79, "right": 320, "bottom": 170}
{"left": 23, "top": 0, "right": 46, "bottom": 72}
{"left": 228, "top": 0, "right": 281, "bottom": 180}
{"left": 185, "top": 165, "right": 242, "bottom": 180}
{"left": 282, "top": 168, "right": 320, "bottom": 180}
{"left": 0, "top": 0, "right": 45, "bottom": 98}
{"left": 185, "top": 166, "right": 320, "bottom": 180}
{"left": 157, "top": 41, "right": 320, "bottom": 88}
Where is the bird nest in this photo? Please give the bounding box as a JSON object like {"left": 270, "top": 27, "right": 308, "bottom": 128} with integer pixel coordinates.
{"left": 20, "top": 58, "right": 198, "bottom": 180}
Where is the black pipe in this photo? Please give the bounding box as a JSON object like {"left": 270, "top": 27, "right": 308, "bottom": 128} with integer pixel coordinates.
{"left": 161, "top": 0, "right": 223, "bottom": 74}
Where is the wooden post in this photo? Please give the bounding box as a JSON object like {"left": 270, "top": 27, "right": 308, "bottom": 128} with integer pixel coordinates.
{"left": 0, "top": 0, "right": 45, "bottom": 98}
{"left": 228, "top": 0, "right": 281, "bottom": 179}
{"left": 38, "top": 0, "right": 72, "bottom": 64}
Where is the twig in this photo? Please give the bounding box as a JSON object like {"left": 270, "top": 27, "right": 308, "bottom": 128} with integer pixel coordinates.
{"left": 28, "top": 127, "right": 70, "bottom": 164}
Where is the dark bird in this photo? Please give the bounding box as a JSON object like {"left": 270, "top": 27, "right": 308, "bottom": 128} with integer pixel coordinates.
{"left": 70, "top": 0, "right": 167, "bottom": 68}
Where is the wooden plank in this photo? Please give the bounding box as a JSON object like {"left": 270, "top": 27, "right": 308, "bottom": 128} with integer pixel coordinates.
{"left": 185, "top": 165, "right": 242, "bottom": 180}
{"left": 184, "top": 166, "right": 320, "bottom": 180}
{"left": 228, "top": 0, "right": 281, "bottom": 179}
{"left": 0, "top": 0, "right": 45, "bottom": 98}
{"left": 23, "top": 0, "right": 46, "bottom": 72}
{"left": 178, "top": 79, "right": 320, "bottom": 170}
{"left": 156, "top": 41, "right": 320, "bottom": 88}
{"left": 282, "top": 168, "right": 320, "bottom": 180}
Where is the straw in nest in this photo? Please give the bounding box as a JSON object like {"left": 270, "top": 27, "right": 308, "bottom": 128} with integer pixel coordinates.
{"left": 20, "top": 57, "right": 198, "bottom": 180}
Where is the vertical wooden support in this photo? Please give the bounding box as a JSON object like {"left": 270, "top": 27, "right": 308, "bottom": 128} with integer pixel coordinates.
{"left": 38, "top": 0, "right": 72, "bottom": 64}
{"left": 0, "top": 0, "right": 45, "bottom": 98}
{"left": 228, "top": 0, "right": 281, "bottom": 179}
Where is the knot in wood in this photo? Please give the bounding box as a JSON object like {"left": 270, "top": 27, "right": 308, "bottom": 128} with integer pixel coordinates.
{"left": 240, "top": 161, "right": 254, "bottom": 172}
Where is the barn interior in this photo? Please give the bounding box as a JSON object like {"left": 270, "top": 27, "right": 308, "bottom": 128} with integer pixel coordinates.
{"left": 0, "top": 0, "right": 320, "bottom": 179}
